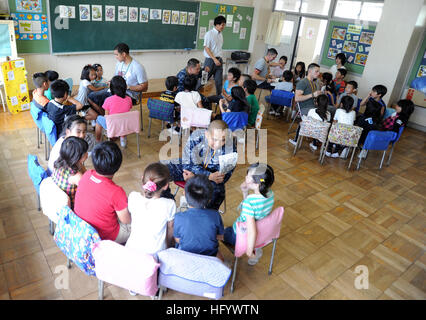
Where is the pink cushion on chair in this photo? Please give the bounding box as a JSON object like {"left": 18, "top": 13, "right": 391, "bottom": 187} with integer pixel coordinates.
{"left": 175, "top": 181, "right": 186, "bottom": 189}
{"left": 93, "top": 240, "right": 160, "bottom": 297}
{"left": 105, "top": 111, "right": 140, "bottom": 138}
{"left": 234, "top": 207, "right": 284, "bottom": 258}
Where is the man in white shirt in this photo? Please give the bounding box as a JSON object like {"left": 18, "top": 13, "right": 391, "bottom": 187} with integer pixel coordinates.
{"left": 203, "top": 16, "right": 226, "bottom": 95}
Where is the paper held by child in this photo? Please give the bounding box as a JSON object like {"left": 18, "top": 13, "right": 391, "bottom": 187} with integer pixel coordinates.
{"left": 219, "top": 152, "right": 238, "bottom": 174}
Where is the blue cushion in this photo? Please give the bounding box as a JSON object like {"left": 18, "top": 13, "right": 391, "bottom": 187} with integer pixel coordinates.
{"left": 270, "top": 89, "right": 294, "bottom": 106}
{"left": 27, "top": 155, "right": 49, "bottom": 194}
{"left": 363, "top": 130, "right": 397, "bottom": 151}
{"left": 222, "top": 112, "right": 248, "bottom": 131}
{"left": 147, "top": 98, "right": 174, "bottom": 122}
{"left": 41, "top": 113, "right": 58, "bottom": 145}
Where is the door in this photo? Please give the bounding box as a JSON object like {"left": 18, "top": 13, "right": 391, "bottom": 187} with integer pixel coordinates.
{"left": 268, "top": 14, "right": 300, "bottom": 71}
{"left": 0, "top": 20, "right": 17, "bottom": 61}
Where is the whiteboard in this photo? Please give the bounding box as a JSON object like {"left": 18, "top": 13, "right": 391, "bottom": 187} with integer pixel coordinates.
{"left": 0, "top": 20, "right": 17, "bottom": 61}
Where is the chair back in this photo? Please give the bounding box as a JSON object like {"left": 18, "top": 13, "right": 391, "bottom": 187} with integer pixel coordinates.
{"left": 255, "top": 104, "right": 265, "bottom": 130}
{"left": 105, "top": 110, "right": 140, "bottom": 138}
{"left": 234, "top": 207, "right": 284, "bottom": 258}
{"left": 270, "top": 90, "right": 294, "bottom": 106}
{"left": 40, "top": 177, "right": 70, "bottom": 224}
{"left": 27, "top": 154, "right": 49, "bottom": 195}
{"left": 299, "top": 115, "right": 331, "bottom": 143}
{"left": 147, "top": 98, "right": 175, "bottom": 123}
{"left": 181, "top": 107, "right": 212, "bottom": 129}
{"left": 30, "top": 102, "right": 44, "bottom": 131}
{"left": 355, "top": 98, "right": 362, "bottom": 113}
{"left": 363, "top": 130, "right": 397, "bottom": 151}
{"left": 64, "top": 78, "right": 73, "bottom": 94}
{"left": 391, "top": 126, "right": 404, "bottom": 145}
{"left": 93, "top": 240, "right": 160, "bottom": 297}
{"left": 41, "top": 113, "right": 58, "bottom": 145}
{"left": 54, "top": 205, "right": 101, "bottom": 276}
{"left": 222, "top": 112, "right": 248, "bottom": 131}
{"left": 328, "top": 123, "right": 363, "bottom": 147}
{"left": 157, "top": 248, "right": 231, "bottom": 300}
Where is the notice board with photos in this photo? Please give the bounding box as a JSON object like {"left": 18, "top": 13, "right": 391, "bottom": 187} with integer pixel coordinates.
{"left": 196, "top": 2, "right": 254, "bottom": 51}
{"left": 48, "top": 0, "right": 200, "bottom": 53}
{"left": 320, "top": 21, "right": 376, "bottom": 75}
{"left": 7, "top": 0, "right": 50, "bottom": 54}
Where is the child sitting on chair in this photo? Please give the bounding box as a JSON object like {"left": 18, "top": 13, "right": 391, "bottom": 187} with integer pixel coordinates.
{"left": 126, "top": 162, "right": 176, "bottom": 255}
{"left": 223, "top": 163, "right": 275, "bottom": 265}
{"left": 92, "top": 64, "right": 109, "bottom": 88}
{"left": 95, "top": 75, "right": 133, "bottom": 147}
{"left": 381, "top": 99, "right": 414, "bottom": 134}
{"left": 267, "top": 70, "right": 294, "bottom": 116}
{"left": 32, "top": 72, "right": 50, "bottom": 110}
{"left": 173, "top": 175, "right": 224, "bottom": 260}
{"left": 216, "top": 86, "right": 251, "bottom": 119}
{"left": 243, "top": 79, "right": 260, "bottom": 127}
{"left": 160, "top": 76, "right": 180, "bottom": 135}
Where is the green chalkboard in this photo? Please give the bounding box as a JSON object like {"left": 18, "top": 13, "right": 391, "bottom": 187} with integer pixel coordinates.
{"left": 196, "top": 2, "right": 253, "bottom": 51}
{"left": 8, "top": 0, "right": 50, "bottom": 54}
{"left": 320, "top": 21, "right": 376, "bottom": 75}
{"left": 48, "top": 0, "right": 199, "bottom": 54}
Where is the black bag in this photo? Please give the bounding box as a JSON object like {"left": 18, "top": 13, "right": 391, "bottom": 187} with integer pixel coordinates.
{"left": 231, "top": 51, "right": 250, "bottom": 61}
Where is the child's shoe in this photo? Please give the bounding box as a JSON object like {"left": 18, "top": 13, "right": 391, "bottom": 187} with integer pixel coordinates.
{"left": 340, "top": 147, "right": 349, "bottom": 158}
{"left": 309, "top": 142, "right": 317, "bottom": 151}
{"left": 129, "top": 290, "right": 137, "bottom": 296}
{"left": 247, "top": 248, "right": 263, "bottom": 266}
{"left": 331, "top": 152, "right": 339, "bottom": 158}
{"left": 120, "top": 136, "right": 127, "bottom": 148}
{"left": 288, "top": 138, "right": 297, "bottom": 146}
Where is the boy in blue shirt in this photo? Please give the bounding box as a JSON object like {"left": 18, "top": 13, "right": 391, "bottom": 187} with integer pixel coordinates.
{"left": 174, "top": 175, "right": 224, "bottom": 258}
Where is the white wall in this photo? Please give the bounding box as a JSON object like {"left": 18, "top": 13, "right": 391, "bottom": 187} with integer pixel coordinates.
{"left": 22, "top": 0, "right": 275, "bottom": 90}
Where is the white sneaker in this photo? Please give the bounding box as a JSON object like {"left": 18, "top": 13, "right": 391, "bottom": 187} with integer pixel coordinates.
{"left": 325, "top": 151, "right": 332, "bottom": 157}
{"left": 269, "top": 110, "right": 276, "bottom": 115}
{"left": 120, "top": 136, "right": 127, "bottom": 148}
{"left": 331, "top": 152, "right": 339, "bottom": 158}
{"left": 129, "top": 290, "right": 137, "bottom": 296}
{"left": 248, "top": 248, "right": 263, "bottom": 266}
{"left": 340, "top": 147, "right": 349, "bottom": 158}
{"left": 358, "top": 149, "right": 367, "bottom": 158}
{"left": 167, "top": 128, "right": 179, "bottom": 135}
{"left": 288, "top": 138, "right": 297, "bottom": 146}
{"left": 309, "top": 142, "right": 317, "bottom": 151}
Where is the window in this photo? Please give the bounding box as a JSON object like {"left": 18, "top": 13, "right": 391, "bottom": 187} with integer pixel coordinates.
{"left": 275, "top": 0, "right": 301, "bottom": 12}
{"left": 301, "top": 0, "right": 331, "bottom": 16}
{"left": 334, "top": 1, "right": 384, "bottom": 22}
{"left": 280, "top": 20, "right": 295, "bottom": 44}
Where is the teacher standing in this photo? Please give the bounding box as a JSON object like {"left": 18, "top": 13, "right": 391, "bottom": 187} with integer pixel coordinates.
{"left": 203, "top": 15, "right": 226, "bottom": 96}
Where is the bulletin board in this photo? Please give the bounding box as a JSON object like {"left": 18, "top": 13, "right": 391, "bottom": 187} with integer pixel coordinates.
{"left": 320, "top": 21, "right": 376, "bottom": 75}
{"left": 406, "top": 36, "right": 426, "bottom": 87}
{"left": 1, "top": 58, "right": 30, "bottom": 114}
{"left": 8, "top": 0, "right": 50, "bottom": 54}
{"left": 196, "top": 2, "right": 254, "bottom": 51}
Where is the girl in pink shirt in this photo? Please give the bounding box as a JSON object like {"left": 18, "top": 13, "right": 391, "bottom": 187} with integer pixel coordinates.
{"left": 95, "top": 75, "right": 133, "bottom": 146}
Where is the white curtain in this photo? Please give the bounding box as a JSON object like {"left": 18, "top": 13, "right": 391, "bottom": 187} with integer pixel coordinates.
{"left": 265, "top": 12, "right": 286, "bottom": 46}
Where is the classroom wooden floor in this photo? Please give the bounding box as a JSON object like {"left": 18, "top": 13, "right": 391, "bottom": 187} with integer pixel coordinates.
{"left": 0, "top": 90, "right": 425, "bottom": 300}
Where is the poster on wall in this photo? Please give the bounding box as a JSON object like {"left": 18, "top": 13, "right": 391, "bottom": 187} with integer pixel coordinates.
{"left": 16, "top": 0, "right": 42, "bottom": 13}
{"left": 417, "top": 65, "right": 426, "bottom": 77}
{"left": 105, "top": 6, "right": 115, "bottom": 22}
{"left": 11, "top": 13, "right": 48, "bottom": 40}
{"left": 331, "top": 27, "right": 346, "bottom": 40}
{"left": 1, "top": 59, "right": 30, "bottom": 114}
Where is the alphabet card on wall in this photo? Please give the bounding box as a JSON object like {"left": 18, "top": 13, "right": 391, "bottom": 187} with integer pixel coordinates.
{"left": 1, "top": 58, "right": 30, "bottom": 114}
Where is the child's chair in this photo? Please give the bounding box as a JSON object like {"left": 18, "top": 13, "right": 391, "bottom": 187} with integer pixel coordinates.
{"left": 39, "top": 177, "right": 70, "bottom": 235}
{"left": 54, "top": 205, "right": 101, "bottom": 275}
{"left": 41, "top": 113, "right": 58, "bottom": 161}
{"left": 222, "top": 112, "right": 248, "bottom": 132}
{"left": 355, "top": 98, "right": 362, "bottom": 113}
{"left": 267, "top": 90, "right": 295, "bottom": 120}
{"left": 228, "top": 206, "right": 284, "bottom": 293}
{"left": 180, "top": 106, "right": 212, "bottom": 130}
{"left": 320, "top": 123, "right": 363, "bottom": 170}
{"left": 255, "top": 104, "right": 265, "bottom": 151}
{"left": 356, "top": 130, "right": 397, "bottom": 170}
{"left": 30, "top": 102, "right": 44, "bottom": 149}
{"left": 147, "top": 98, "right": 175, "bottom": 138}
{"left": 134, "top": 92, "right": 144, "bottom": 131}
{"left": 293, "top": 115, "right": 331, "bottom": 159}
{"left": 64, "top": 78, "right": 73, "bottom": 95}
{"left": 93, "top": 240, "right": 160, "bottom": 300}
{"left": 156, "top": 248, "right": 232, "bottom": 300}
{"left": 27, "top": 154, "right": 49, "bottom": 211}
{"left": 105, "top": 110, "right": 141, "bottom": 158}
{"left": 387, "top": 126, "right": 404, "bottom": 166}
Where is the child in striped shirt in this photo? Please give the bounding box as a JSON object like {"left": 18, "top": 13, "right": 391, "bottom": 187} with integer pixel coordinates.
{"left": 223, "top": 163, "right": 275, "bottom": 265}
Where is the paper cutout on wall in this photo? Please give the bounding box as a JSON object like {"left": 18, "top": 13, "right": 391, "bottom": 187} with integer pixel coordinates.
{"left": 12, "top": 13, "right": 48, "bottom": 41}
{"left": 16, "top": 0, "right": 42, "bottom": 13}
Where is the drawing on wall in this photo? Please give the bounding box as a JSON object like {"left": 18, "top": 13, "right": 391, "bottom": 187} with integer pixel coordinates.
{"left": 150, "top": 9, "right": 162, "bottom": 20}
{"left": 327, "top": 48, "right": 340, "bottom": 59}
{"left": 105, "top": 6, "right": 115, "bottom": 22}
{"left": 359, "top": 31, "right": 374, "bottom": 45}
{"left": 118, "top": 6, "right": 127, "bottom": 22}
{"left": 417, "top": 65, "right": 426, "bottom": 77}
{"left": 331, "top": 27, "right": 346, "bottom": 40}
{"left": 91, "top": 5, "right": 102, "bottom": 22}
{"left": 187, "top": 12, "right": 196, "bottom": 26}
{"left": 140, "top": 8, "right": 149, "bottom": 23}
{"left": 354, "top": 53, "right": 368, "bottom": 66}
{"left": 129, "top": 7, "right": 138, "bottom": 22}
{"left": 343, "top": 41, "right": 357, "bottom": 53}
{"left": 179, "top": 12, "right": 187, "bottom": 25}
{"left": 239, "top": 27, "right": 246, "bottom": 40}
{"left": 59, "top": 6, "right": 75, "bottom": 19}
{"left": 16, "top": 0, "right": 42, "bottom": 13}
{"left": 11, "top": 13, "right": 48, "bottom": 40}
{"left": 79, "top": 5, "right": 90, "bottom": 21}
{"left": 162, "top": 10, "right": 171, "bottom": 24}
{"left": 171, "top": 11, "right": 179, "bottom": 24}
{"left": 233, "top": 21, "right": 240, "bottom": 34}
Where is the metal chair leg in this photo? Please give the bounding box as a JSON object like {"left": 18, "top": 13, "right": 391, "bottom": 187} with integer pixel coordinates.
{"left": 148, "top": 118, "right": 152, "bottom": 138}
{"left": 139, "top": 99, "right": 144, "bottom": 131}
{"left": 321, "top": 140, "right": 330, "bottom": 165}
{"left": 98, "top": 280, "right": 104, "bottom": 300}
{"left": 67, "top": 259, "right": 72, "bottom": 269}
{"left": 387, "top": 144, "right": 395, "bottom": 166}
{"left": 268, "top": 239, "right": 277, "bottom": 275}
{"left": 49, "top": 220, "right": 54, "bottom": 235}
{"left": 288, "top": 112, "right": 299, "bottom": 134}
{"left": 158, "top": 286, "right": 164, "bottom": 300}
{"left": 37, "top": 127, "right": 40, "bottom": 149}
{"left": 356, "top": 152, "right": 363, "bottom": 170}
{"left": 379, "top": 150, "right": 387, "bottom": 169}
{"left": 37, "top": 193, "right": 41, "bottom": 211}
{"left": 230, "top": 257, "right": 238, "bottom": 293}
{"left": 136, "top": 132, "right": 140, "bottom": 158}
{"left": 293, "top": 135, "right": 301, "bottom": 156}
{"left": 348, "top": 147, "right": 356, "bottom": 170}
{"left": 44, "top": 134, "right": 48, "bottom": 161}
{"left": 173, "top": 186, "right": 180, "bottom": 197}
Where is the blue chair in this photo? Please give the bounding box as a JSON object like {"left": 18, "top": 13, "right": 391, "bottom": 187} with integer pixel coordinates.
{"left": 387, "top": 126, "right": 404, "bottom": 166}
{"left": 27, "top": 154, "right": 49, "bottom": 211}
{"left": 41, "top": 113, "right": 58, "bottom": 161}
{"left": 354, "top": 98, "right": 362, "bottom": 113}
{"left": 146, "top": 98, "right": 175, "bottom": 138}
{"left": 222, "top": 112, "right": 248, "bottom": 132}
{"left": 64, "top": 78, "right": 73, "bottom": 95}
{"left": 30, "top": 102, "right": 44, "bottom": 149}
{"left": 268, "top": 90, "right": 295, "bottom": 120}
{"left": 356, "top": 130, "right": 397, "bottom": 170}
